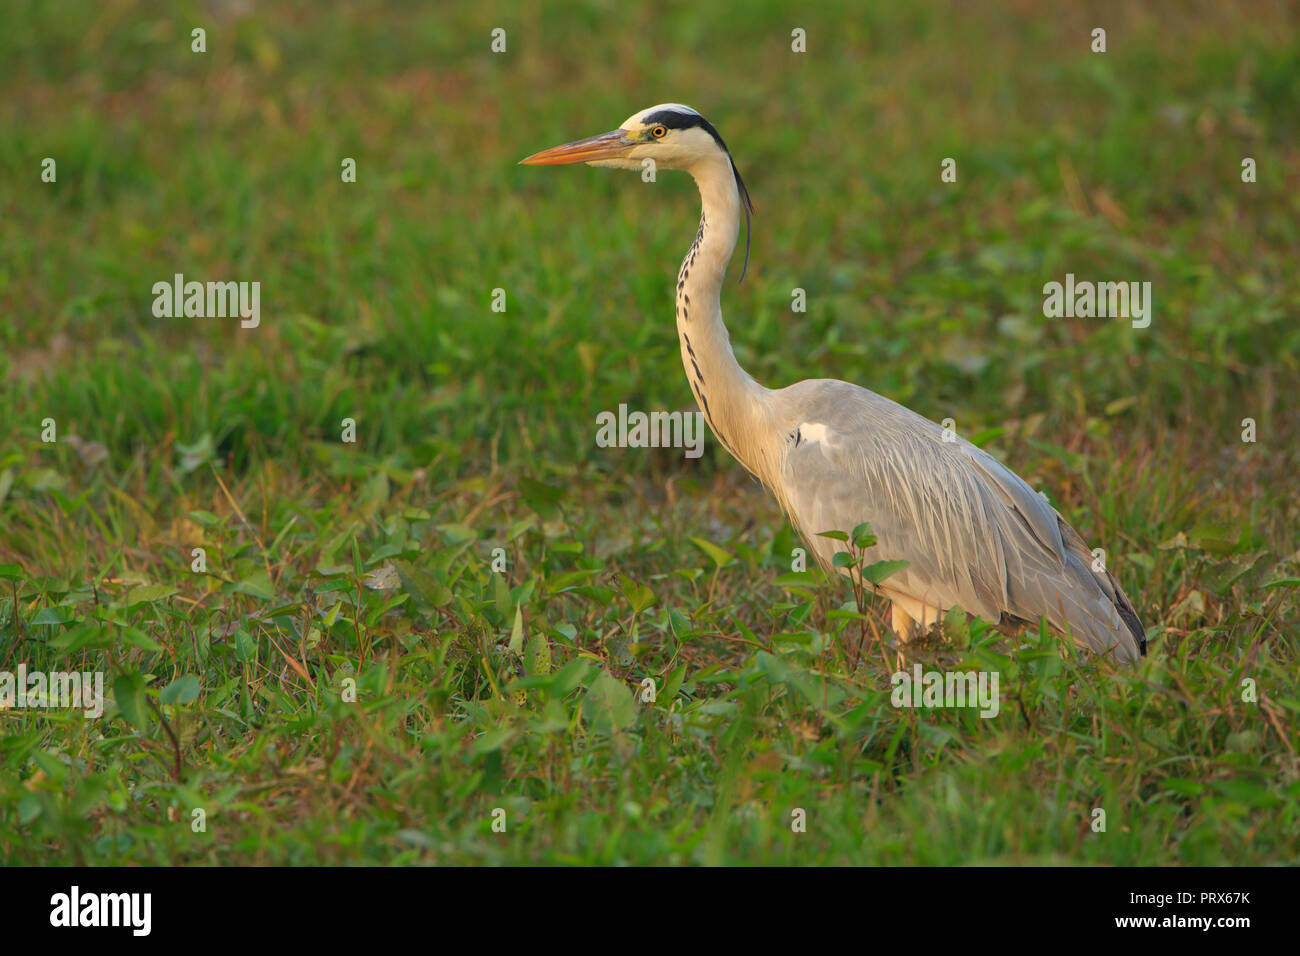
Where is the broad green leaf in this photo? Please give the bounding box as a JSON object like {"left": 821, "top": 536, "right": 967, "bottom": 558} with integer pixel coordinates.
{"left": 658, "top": 664, "right": 686, "bottom": 704}
{"left": 230, "top": 570, "right": 275, "bottom": 601}
{"left": 492, "top": 572, "right": 512, "bottom": 621}
{"left": 755, "top": 651, "right": 845, "bottom": 709}
{"left": 471, "top": 728, "right": 516, "bottom": 756}
{"left": 234, "top": 627, "right": 257, "bottom": 662}
{"left": 508, "top": 604, "right": 525, "bottom": 654}
{"left": 437, "top": 523, "right": 477, "bottom": 545}
{"left": 30, "top": 607, "right": 77, "bottom": 626}
{"left": 33, "top": 750, "right": 68, "bottom": 783}
{"left": 583, "top": 669, "right": 637, "bottom": 733}
{"left": 861, "top": 559, "right": 909, "bottom": 585}
{"left": 393, "top": 560, "right": 452, "bottom": 610}
{"left": 969, "top": 427, "right": 1008, "bottom": 448}
{"left": 545, "top": 569, "right": 601, "bottom": 593}
{"left": 18, "top": 793, "right": 42, "bottom": 824}
{"left": 518, "top": 477, "right": 564, "bottom": 515}
{"left": 48, "top": 622, "right": 111, "bottom": 652}
{"left": 524, "top": 633, "right": 551, "bottom": 676}
{"left": 689, "top": 537, "right": 734, "bottom": 569}
{"left": 548, "top": 658, "right": 595, "bottom": 697}
{"left": 773, "top": 571, "right": 820, "bottom": 588}
{"left": 159, "top": 675, "right": 200, "bottom": 705}
{"left": 112, "top": 672, "right": 149, "bottom": 732}
{"left": 618, "top": 576, "right": 656, "bottom": 614}
{"left": 667, "top": 607, "right": 693, "bottom": 639}
{"left": 120, "top": 626, "right": 163, "bottom": 652}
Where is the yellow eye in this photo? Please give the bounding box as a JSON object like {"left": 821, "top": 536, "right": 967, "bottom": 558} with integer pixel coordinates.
{"left": 651, "top": 125, "right": 667, "bottom": 139}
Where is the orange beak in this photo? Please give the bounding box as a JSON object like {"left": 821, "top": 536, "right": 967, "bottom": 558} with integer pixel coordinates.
{"left": 519, "top": 129, "right": 635, "bottom": 165}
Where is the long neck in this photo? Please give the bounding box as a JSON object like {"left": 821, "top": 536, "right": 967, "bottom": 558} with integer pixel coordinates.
{"left": 677, "top": 154, "right": 772, "bottom": 481}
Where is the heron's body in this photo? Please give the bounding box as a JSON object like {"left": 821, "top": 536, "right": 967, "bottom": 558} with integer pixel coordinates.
{"left": 523, "top": 103, "right": 1146, "bottom": 663}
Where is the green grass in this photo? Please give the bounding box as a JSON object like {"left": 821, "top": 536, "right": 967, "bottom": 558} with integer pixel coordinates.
{"left": 1, "top": 0, "right": 1297, "bottom": 865}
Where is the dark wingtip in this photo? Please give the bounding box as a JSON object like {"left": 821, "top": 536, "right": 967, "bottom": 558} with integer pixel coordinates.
{"left": 1108, "top": 571, "right": 1147, "bottom": 658}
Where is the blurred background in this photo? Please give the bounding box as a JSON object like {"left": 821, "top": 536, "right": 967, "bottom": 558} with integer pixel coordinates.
{"left": 1, "top": 0, "right": 1297, "bottom": 585}
{"left": 1, "top": 0, "right": 1297, "bottom": 867}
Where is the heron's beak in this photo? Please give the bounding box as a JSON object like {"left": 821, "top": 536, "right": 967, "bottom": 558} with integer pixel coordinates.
{"left": 519, "top": 129, "right": 635, "bottom": 165}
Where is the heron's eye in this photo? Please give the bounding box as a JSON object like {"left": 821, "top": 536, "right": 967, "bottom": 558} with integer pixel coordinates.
{"left": 651, "top": 125, "right": 667, "bottom": 139}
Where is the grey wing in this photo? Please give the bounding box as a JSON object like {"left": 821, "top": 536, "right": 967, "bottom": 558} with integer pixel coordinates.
{"left": 774, "top": 380, "right": 1144, "bottom": 661}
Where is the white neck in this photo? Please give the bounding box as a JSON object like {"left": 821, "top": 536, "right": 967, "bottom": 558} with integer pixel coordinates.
{"left": 677, "top": 153, "right": 774, "bottom": 482}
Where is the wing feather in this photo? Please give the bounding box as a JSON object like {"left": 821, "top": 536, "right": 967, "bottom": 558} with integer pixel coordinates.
{"left": 772, "top": 380, "right": 1143, "bottom": 661}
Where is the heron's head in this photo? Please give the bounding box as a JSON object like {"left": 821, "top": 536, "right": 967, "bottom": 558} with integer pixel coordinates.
{"left": 520, "top": 103, "right": 754, "bottom": 276}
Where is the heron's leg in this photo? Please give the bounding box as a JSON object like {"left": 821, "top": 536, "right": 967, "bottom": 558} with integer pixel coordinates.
{"left": 891, "top": 603, "right": 920, "bottom": 641}
{"left": 889, "top": 596, "right": 943, "bottom": 640}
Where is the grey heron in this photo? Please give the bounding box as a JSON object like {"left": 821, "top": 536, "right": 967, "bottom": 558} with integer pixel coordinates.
{"left": 521, "top": 103, "right": 1146, "bottom": 664}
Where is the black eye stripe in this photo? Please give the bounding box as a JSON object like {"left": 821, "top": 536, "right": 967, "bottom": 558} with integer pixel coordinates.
{"left": 642, "top": 109, "right": 723, "bottom": 147}
{"left": 639, "top": 107, "right": 754, "bottom": 282}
